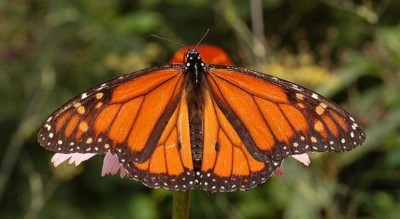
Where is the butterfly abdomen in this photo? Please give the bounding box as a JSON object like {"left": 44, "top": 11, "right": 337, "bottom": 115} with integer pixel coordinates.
{"left": 189, "top": 107, "right": 203, "bottom": 170}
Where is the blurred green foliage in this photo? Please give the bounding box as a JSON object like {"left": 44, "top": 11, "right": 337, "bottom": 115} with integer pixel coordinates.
{"left": 1, "top": 0, "right": 400, "bottom": 218}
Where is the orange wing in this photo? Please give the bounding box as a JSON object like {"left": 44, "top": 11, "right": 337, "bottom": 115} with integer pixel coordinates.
{"left": 38, "top": 66, "right": 197, "bottom": 190}
{"left": 126, "top": 90, "right": 196, "bottom": 190}
{"left": 205, "top": 66, "right": 365, "bottom": 162}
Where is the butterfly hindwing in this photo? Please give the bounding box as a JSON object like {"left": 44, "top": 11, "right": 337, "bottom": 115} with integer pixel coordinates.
{"left": 199, "top": 89, "right": 280, "bottom": 192}
{"left": 125, "top": 91, "right": 196, "bottom": 190}
{"left": 38, "top": 65, "right": 199, "bottom": 190}
{"left": 206, "top": 66, "right": 365, "bottom": 162}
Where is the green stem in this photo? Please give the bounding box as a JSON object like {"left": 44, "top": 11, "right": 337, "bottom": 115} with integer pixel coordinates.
{"left": 172, "top": 191, "right": 191, "bottom": 219}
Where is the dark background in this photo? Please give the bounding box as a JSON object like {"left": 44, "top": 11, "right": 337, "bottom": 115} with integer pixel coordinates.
{"left": 1, "top": 0, "right": 400, "bottom": 218}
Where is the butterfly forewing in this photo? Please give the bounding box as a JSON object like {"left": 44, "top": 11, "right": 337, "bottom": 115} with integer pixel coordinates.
{"left": 199, "top": 89, "right": 279, "bottom": 192}
{"left": 38, "top": 67, "right": 185, "bottom": 162}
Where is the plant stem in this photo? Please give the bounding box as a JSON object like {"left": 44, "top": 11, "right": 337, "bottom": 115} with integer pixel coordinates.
{"left": 172, "top": 191, "right": 191, "bottom": 219}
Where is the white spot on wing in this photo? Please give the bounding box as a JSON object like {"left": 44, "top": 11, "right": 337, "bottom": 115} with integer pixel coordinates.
{"left": 311, "top": 93, "right": 319, "bottom": 99}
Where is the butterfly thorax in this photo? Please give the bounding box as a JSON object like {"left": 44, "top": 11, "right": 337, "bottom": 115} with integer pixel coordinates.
{"left": 184, "top": 49, "right": 207, "bottom": 170}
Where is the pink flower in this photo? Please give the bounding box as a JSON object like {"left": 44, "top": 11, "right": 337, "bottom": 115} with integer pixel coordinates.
{"left": 51, "top": 153, "right": 96, "bottom": 166}
{"left": 51, "top": 151, "right": 128, "bottom": 178}
{"left": 274, "top": 153, "right": 311, "bottom": 176}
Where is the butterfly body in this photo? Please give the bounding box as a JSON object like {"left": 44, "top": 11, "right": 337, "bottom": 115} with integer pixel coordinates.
{"left": 184, "top": 49, "right": 207, "bottom": 170}
{"left": 38, "top": 47, "right": 365, "bottom": 192}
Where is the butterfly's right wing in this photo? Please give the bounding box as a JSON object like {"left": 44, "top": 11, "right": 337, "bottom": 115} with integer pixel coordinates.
{"left": 205, "top": 66, "right": 365, "bottom": 162}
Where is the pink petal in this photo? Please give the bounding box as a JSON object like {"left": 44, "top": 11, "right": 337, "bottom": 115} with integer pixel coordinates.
{"left": 274, "top": 165, "right": 284, "bottom": 176}
{"left": 51, "top": 153, "right": 69, "bottom": 167}
{"left": 274, "top": 153, "right": 311, "bottom": 176}
{"left": 110, "top": 156, "right": 121, "bottom": 175}
{"left": 70, "top": 153, "right": 96, "bottom": 165}
{"left": 51, "top": 153, "right": 96, "bottom": 167}
{"left": 101, "top": 151, "right": 117, "bottom": 176}
{"left": 101, "top": 151, "right": 127, "bottom": 178}
{"left": 119, "top": 168, "right": 127, "bottom": 178}
{"left": 292, "top": 153, "right": 311, "bottom": 166}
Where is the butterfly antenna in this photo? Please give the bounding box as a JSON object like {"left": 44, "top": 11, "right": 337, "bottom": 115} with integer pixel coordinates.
{"left": 148, "top": 34, "right": 186, "bottom": 48}
{"left": 195, "top": 29, "right": 211, "bottom": 48}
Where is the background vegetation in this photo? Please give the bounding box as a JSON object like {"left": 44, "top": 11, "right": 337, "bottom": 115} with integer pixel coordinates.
{"left": 1, "top": 0, "right": 399, "bottom": 218}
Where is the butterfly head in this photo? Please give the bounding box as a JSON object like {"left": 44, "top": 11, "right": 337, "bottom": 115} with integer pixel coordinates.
{"left": 185, "top": 49, "right": 206, "bottom": 85}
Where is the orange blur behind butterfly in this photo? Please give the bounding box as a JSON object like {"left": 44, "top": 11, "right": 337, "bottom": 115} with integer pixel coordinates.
{"left": 169, "top": 44, "right": 233, "bottom": 65}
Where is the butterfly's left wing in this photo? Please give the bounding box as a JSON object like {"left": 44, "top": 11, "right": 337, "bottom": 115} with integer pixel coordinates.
{"left": 38, "top": 66, "right": 196, "bottom": 190}
{"left": 205, "top": 66, "right": 365, "bottom": 163}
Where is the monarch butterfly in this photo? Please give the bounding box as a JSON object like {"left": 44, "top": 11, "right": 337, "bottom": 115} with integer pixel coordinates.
{"left": 38, "top": 44, "right": 365, "bottom": 192}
